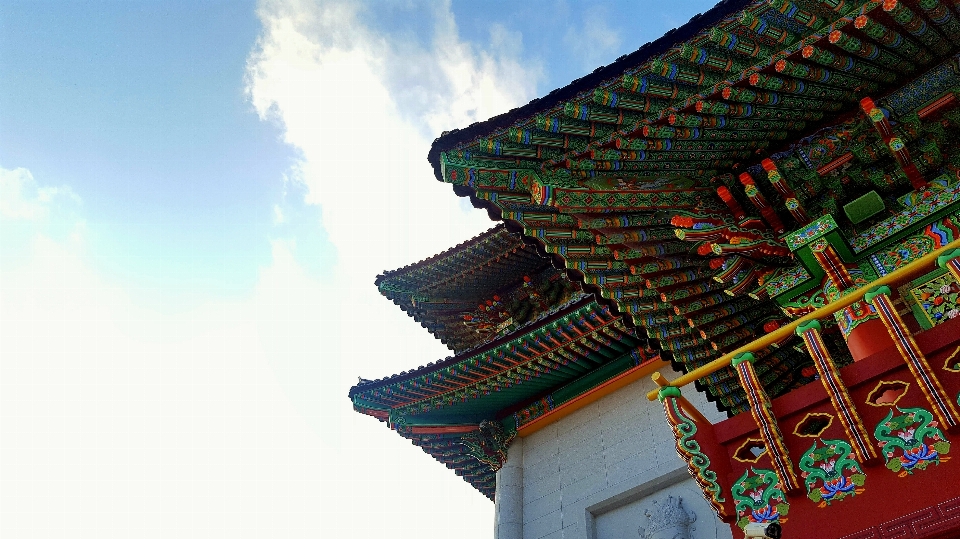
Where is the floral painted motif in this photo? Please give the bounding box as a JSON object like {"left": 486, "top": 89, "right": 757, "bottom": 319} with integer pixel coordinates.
{"left": 874, "top": 407, "right": 952, "bottom": 477}
{"left": 834, "top": 300, "right": 878, "bottom": 339}
{"left": 874, "top": 236, "right": 938, "bottom": 273}
{"left": 732, "top": 468, "right": 789, "bottom": 530}
{"left": 902, "top": 269, "right": 960, "bottom": 330}
{"left": 851, "top": 181, "right": 960, "bottom": 254}
{"left": 865, "top": 215, "right": 960, "bottom": 278}
{"left": 899, "top": 176, "right": 955, "bottom": 208}
{"left": 799, "top": 439, "right": 866, "bottom": 506}
{"left": 765, "top": 265, "right": 812, "bottom": 298}
{"left": 785, "top": 214, "right": 838, "bottom": 252}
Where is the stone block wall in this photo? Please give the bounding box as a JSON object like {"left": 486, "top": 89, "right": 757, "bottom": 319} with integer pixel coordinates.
{"left": 496, "top": 366, "right": 733, "bottom": 539}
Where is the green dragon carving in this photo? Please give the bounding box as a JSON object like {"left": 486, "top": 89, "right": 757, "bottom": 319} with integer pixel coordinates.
{"left": 874, "top": 406, "right": 951, "bottom": 476}
{"left": 459, "top": 420, "right": 516, "bottom": 472}
{"left": 665, "top": 397, "right": 727, "bottom": 517}
{"left": 732, "top": 468, "right": 789, "bottom": 530}
{"left": 799, "top": 439, "right": 866, "bottom": 506}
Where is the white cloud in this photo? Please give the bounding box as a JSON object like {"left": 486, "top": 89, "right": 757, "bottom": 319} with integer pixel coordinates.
{"left": 245, "top": 0, "right": 539, "bottom": 271}
{"left": 244, "top": 0, "right": 542, "bottom": 404}
{"left": 563, "top": 9, "right": 623, "bottom": 71}
{"left": 243, "top": 1, "right": 544, "bottom": 536}
{"left": 272, "top": 203, "right": 285, "bottom": 224}
{"left": 0, "top": 0, "right": 541, "bottom": 536}
{"left": 0, "top": 165, "right": 80, "bottom": 222}
{"left": 0, "top": 167, "right": 491, "bottom": 538}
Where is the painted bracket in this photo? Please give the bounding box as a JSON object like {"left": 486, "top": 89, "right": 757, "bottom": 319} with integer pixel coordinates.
{"left": 732, "top": 352, "right": 802, "bottom": 492}
{"left": 796, "top": 320, "right": 879, "bottom": 463}
{"left": 864, "top": 285, "right": 960, "bottom": 428}
{"left": 658, "top": 384, "right": 736, "bottom": 521}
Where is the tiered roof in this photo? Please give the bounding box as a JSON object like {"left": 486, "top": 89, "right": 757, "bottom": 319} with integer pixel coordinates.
{"left": 353, "top": 227, "right": 659, "bottom": 498}
{"left": 428, "top": 0, "right": 960, "bottom": 412}
{"left": 352, "top": 0, "right": 960, "bottom": 499}
{"left": 376, "top": 224, "right": 568, "bottom": 353}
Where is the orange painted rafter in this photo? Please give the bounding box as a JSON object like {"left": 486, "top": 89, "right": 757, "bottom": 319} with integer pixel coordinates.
{"left": 408, "top": 425, "right": 480, "bottom": 435}
{"left": 918, "top": 92, "right": 957, "bottom": 119}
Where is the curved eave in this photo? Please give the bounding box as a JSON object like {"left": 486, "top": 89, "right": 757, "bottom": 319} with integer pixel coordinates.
{"left": 427, "top": 0, "right": 755, "bottom": 180}
{"left": 348, "top": 295, "right": 597, "bottom": 399}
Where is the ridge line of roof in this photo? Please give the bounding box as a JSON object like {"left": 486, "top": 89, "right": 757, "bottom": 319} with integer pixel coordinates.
{"left": 374, "top": 223, "right": 512, "bottom": 287}
{"left": 426, "top": 0, "right": 755, "bottom": 181}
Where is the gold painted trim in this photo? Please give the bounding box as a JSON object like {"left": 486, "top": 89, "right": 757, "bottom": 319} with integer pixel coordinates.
{"left": 733, "top": 438, "right": 767, "bottom": 463}
{"left": 793, "top": 412, "right": 834, "bottom": 438}
{"left": 647, "top": 237, "right": 960, "bottom": 401}
{"left": 866, "top": 380, "right": 911, "bottom": 407}
{"left": 943, "top": 345, "right": 960, "bottom": 373}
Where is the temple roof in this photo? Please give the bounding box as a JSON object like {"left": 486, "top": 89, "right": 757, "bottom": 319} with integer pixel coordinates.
{"left": 355, "top": 226, "right": 663, "bottom": 498}
{"left": 351, "top": 292, "right": 658, "bottom": 498}
{"left": 352, "top": 0, "right": 960, "bottom": 499}
{"left": 375, "top": 224, "right": 575, "bottom": 353}
{"left": 427, "top": 0, "right": 960, "bottom": 410}
{"left": 426, "top": 0, "right": 754, "bottom": 175}
{"left": 352, "top": 296, "right": 636, "bottom": 416}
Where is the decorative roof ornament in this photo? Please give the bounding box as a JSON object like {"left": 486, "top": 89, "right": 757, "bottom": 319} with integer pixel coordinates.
{"left": 638, "top": 495, "right": 697, "bottom": 539}
{"left": 459, "top": 420, "right": 516, "bottom": 472}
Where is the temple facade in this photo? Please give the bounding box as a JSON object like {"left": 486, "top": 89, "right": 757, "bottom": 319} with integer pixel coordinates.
{"left": 350, "top": 1, "right": 960, "bottom": 537}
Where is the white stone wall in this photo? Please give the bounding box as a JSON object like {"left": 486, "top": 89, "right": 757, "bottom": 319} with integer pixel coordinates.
{"left": 495, "top": 439, "right": 524, "bottom": 539}
{"left": 496, "top": 366, "right": 733, "bottom": 539}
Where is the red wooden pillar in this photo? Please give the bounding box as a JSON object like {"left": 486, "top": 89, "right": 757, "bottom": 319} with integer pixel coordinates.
{"left": 845, "top": 311, "right": 895, "bottom": 361}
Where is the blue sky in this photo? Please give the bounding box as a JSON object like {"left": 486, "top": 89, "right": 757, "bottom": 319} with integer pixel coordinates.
{"left": 0, "top": 1, "right": 715, "bottom": 537}
{"left": 2, "top": 1, "right": 300, "bottom": 297}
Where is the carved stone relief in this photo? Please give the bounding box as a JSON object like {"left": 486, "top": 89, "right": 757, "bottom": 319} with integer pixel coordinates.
{"left": 638, "top": 495, "right": 697, "bottom": 539}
